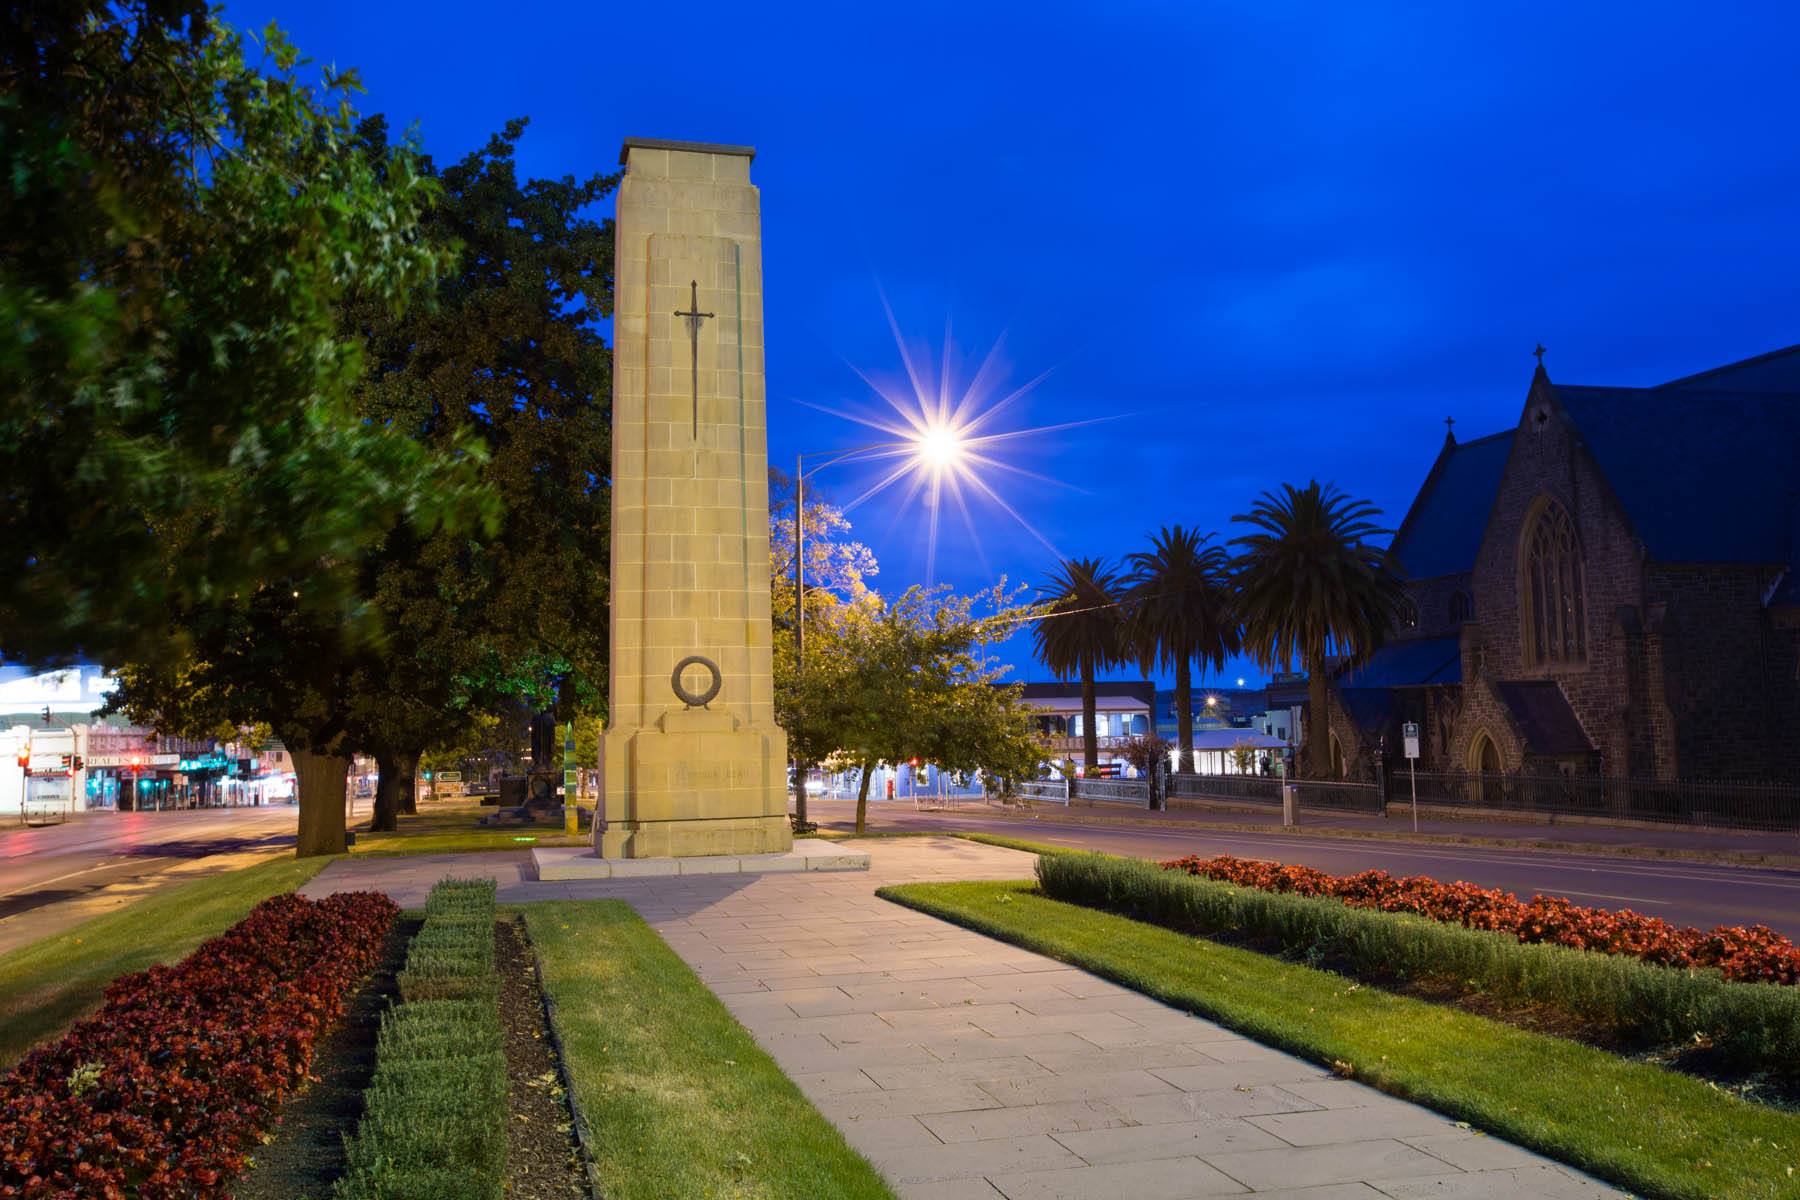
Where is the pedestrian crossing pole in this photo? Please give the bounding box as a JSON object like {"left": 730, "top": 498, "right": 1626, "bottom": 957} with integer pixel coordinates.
{"left": 563, "top": 720, "right": 579, "bottom": 836}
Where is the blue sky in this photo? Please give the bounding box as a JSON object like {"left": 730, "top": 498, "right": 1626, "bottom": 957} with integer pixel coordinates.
{"left": 227, "top": 1, "right": 1800, "bottom": 688}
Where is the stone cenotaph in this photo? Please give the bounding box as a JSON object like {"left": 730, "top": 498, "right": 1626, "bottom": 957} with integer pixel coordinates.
{"left": 532, "top": 138, "right": 865, "bottom": 880}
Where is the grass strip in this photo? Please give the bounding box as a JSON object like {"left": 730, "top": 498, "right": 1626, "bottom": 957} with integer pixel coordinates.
{"left": 524, "top": 900, "right": 894, "bottom": 1200}
{"left": 879, "top": 878, "right": 1800, "bottom": 1200}
{"left": 350, "top": 803, "right": 585, "bottom": 856}
{"left": 337, "top": 880, "right": 506, "bottom": 1200}
{"left": 0, "top": 854, "right": 327, "bottom": 1068}
{"left": 1042, "top": 852, "right": 1800, "bottom": 1068}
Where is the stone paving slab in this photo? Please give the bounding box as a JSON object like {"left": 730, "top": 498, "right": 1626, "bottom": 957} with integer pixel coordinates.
{"left": 302, "top": 838, "right": 1623, "bottom": 1198}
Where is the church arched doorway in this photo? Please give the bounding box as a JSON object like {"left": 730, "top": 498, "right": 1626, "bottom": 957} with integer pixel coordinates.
{"left": 1468, "top": 731, "right": 1502, "bottom": 806}
{"left": 1329, "top": 733, "right": 1347, "bottom": 779}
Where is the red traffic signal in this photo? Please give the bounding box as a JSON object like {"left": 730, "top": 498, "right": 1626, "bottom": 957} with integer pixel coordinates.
{"left": 909, "top": 758, "right": 920, "bottom": 767}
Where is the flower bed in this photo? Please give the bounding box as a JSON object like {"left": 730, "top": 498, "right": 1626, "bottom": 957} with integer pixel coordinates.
{"left": 1161, "top": 853, "right": 1799, "bottom": 985}
{"left": 0, "top": 890, "right": 398, "bottom": 1199}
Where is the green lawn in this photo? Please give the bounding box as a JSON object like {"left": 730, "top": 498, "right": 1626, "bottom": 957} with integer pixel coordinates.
{"left": 350, "top": 801, "right": 586, "bottom": 856}
{"left": 879, "top": 878, "right": 1800, "bottom": 1200}
{"left": 524, "top": 901, "right": 894, "bottom": 1200}
{"left": 0, "top": 855, "right": 329, "bottom": 1067}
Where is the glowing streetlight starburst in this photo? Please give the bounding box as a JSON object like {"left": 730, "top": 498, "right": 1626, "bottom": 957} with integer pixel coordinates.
{"left": 800, "top": 293, "right": 1108, "bottom": 580}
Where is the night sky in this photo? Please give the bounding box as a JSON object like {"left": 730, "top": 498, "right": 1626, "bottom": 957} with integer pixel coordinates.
{"left": 226, "top": 1, "right": 1800, "bottom": 688}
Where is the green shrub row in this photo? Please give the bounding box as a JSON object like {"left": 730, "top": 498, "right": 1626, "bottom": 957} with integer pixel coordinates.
{"left": 425, "top": 876, "right": 497, "bottom": 916}
{"left": 336, "top": 881, "right": 506, "bottom": 1200}
{"left": 1036, "top": 853, "right": 1800, "bottom": 1070}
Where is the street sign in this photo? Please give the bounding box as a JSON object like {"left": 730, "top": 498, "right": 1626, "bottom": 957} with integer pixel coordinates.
{"left": 438, "top": 771, "right": 463, "bottom": 783}
{"left": 1401, "top": 722, "right": 1421, "bottom": 833}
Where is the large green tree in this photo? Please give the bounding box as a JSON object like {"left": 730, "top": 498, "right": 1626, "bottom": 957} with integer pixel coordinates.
{"left": 794, "top": 584, "right": 1040, "bottom": 833}
{"left": 1, "top": 5, "right": 479, "bottom": 669}
{"left": 347, "top": 117, "right": 615, "bottom": 830}
{"left": 1123, "top": 526, "right": 1240, "bottom": 791}
{"left": 1032, "top": 558, "right": 1125, "bottom": 774}
{"left": 1231, "top": 481, "right": 1405, "bottom": 780}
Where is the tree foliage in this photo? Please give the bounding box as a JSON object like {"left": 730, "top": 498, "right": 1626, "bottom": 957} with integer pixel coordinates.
{"left": 1231, "top": 480, "right": 1403, "bottom": 779}
{"left": 345, "top": 116, "right": 615, "bottom": 825}
{"left": 791, "top": 584, "right": 1041, "bottom": 832}
{"left": 0, "top": 5, "right": 484, "bottom": 668}
{"left": 1032, "top": 557, "right": 1125, "bottom": 775}
{"left": 1123, "top": 526, "right": 1240, "bottom": 785}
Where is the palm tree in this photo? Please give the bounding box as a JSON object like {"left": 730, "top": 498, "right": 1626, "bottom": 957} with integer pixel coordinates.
{"left": 1124, "top": 527, "right": 1240, "bottom": 779}
{"left": 1032, "top": 557, "right": 1124, "bottom": 775}
{"left": 1231, "top": 481, "right": 1405, "bottom": 780}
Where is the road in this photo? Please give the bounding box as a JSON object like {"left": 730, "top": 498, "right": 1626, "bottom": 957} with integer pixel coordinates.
{"left": 0, "top": 807, "right": 298, "bottom": 955}
{"left": 810, "top": 799, "right": 1800, "bottom": 938}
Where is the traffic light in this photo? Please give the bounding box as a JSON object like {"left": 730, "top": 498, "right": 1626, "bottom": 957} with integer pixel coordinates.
{"left": 15, "top": 743, "right": 28, "bottom": 772}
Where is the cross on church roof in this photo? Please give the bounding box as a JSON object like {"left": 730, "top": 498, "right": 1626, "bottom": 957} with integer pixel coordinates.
{"left": 1533, "top": 343, "right": 1547, "bottom": 366}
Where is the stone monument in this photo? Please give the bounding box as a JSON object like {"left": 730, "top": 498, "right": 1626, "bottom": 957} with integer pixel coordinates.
{"left": 595, "top": 138, "right": 792, "bottom": 860}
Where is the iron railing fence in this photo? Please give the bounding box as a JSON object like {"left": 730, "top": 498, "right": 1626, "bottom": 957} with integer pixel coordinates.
{"left": 1399, "top": 770, "right": 1800, "bottom": 832}
{"left": 1012, "top": 780, "right": 1071, "bottom": 805}
{"left": 1167, "top": 774, "right": 1284, "bottom": 806}
{"left": 1069, "top": 777, "right": 1153, "bottom": 806}
{"left": 1289, "top": 778, "right": 1386, "bottom": 815}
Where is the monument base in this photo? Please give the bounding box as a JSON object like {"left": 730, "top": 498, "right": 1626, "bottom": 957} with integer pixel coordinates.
{"left": 529, "top": 838, "right": 869, "bottom": 880}
{"left": 597, "top": 709, "right": 792, "bottom": 858}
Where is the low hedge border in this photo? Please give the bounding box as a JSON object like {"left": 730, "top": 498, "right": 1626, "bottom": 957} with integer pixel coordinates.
{"left": 1040, "top": 852, "right": 1800, "bottom": 1071}
{"left": 336, "top": 879, "right": 506, "bottom": 1200}
{"left": 0, "top": 890, "right": 397, "bottom": 1197}
{"left": 1164, "top": 852, "right": 1799, "bottom": 985}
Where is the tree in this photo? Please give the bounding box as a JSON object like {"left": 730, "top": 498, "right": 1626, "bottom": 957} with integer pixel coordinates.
{"left": 770, "top": 468, "right": 877, "bottom": 827}
{"left": 1231, "top": 481, "right": 1405, "bottom": 780}
{"left": 1032, "top": 558, "right": 1125, "bottom": 775}
{"left": 1, "top": 7, "right": 476, "bottom": 670}
{"left": 344, "top": 117, "right": 615, "bottom": 830}
{"left": 792, "top": 584, "right": 1040, "bottom": 833}
{"left": 1123, "top": 526, "right": 1240, "bottom": 796}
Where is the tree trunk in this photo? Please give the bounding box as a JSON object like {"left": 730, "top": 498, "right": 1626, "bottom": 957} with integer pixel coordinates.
{"left": 793, "top": 756, "right": 810, "bottom": 828}
{"left": 294, "top": 745, "right": 351, "bottom": 857}
{"left": 1306, "top": 654, "right": 1331, "bottom": 780}
{"left": 855, "top": 761, "right": 874, "bottom": 834}
{"left": 371, "top": 752, "right": 402, "bottom": 832}
{"left": 398, "top": 749, "right": 419, "bottom": 816}
{"left": 1174, "top": 656, "right": 1193, "bottom": 773}
{"left": 1080, "top": 661, "right": 1097, "bottom": 776}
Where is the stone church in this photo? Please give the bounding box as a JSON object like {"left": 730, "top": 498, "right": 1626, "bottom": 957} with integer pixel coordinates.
{"left": 1320, "top": 344, "right": 1800, "bottom": 785}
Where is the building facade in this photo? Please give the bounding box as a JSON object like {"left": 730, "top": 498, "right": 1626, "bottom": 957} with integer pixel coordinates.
{"left": 1320, "top": 346, "right": 1800, "bottom": 784}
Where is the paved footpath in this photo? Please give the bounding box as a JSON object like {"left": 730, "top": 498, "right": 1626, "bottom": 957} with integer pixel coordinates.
{"left": 306, "top": 838, "right": 1619, "bottom": 1199}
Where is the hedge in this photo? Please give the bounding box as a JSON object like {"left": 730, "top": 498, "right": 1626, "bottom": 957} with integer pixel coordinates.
{"left": 1039, "top": 852, "right": 1800, "bottom": 1070}
{"left": 336, "top": 879, "right": 507, "bottom": 1200}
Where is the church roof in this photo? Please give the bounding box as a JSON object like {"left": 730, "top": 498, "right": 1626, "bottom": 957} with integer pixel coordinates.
{"left": 1659, "top": 342, "right": 1800, "bottom": 394}
{"left": 1493, "top": 680, "right": 1595, "bottom": 757}
{"left": 1335, "top": 635, "right": 1462, "bottom": 688}
{"left": 1554, "top": 383, "right": 1800, "bottom": 565}
{"left": 1388, "top": 431, "right": 1515, "bottom": 578}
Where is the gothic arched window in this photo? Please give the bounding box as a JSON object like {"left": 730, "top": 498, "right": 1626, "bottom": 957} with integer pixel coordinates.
{"left": 1450, "top": 590, "right": 1474, "bottom": 624}
{"left": 1521, "top": 501, "right": 1586, "bottom": 664}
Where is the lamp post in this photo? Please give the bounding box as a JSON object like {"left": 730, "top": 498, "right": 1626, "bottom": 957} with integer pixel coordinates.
{"left": 791, "top": 431, "right": 964, "bottom": 827}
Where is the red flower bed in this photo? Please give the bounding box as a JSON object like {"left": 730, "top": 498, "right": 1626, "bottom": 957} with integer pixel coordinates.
{"left": 1160, "top": 853, "right": 1800, "bottom": 986}
{"left": 0, "top": 890, "right": 397, "bottom": 1199}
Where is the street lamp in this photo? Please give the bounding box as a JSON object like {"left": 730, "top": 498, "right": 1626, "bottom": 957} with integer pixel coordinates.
{"left": 791, "top": 428, "right": 964, "bottom": 827}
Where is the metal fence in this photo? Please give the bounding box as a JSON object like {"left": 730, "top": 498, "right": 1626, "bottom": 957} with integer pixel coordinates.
{"left": 1167, "top": 774, "right": 1283, "bottom": 807}
{"left": 1289, "top": 778, "right": 1386, "bottom": 815}
{"left": 1400, "top": 770, "right": 1800, "bottom": 832}
{"left": 1013, "top": 779, "right": 1071, "bottom": 805}
{"left": 1069, "top": 777, "right": 1154, "bottom": 806}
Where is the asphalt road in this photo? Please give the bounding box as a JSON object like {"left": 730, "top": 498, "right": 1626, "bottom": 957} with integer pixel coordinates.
{"left": 0, "top": 807, "right": 299, "bottom": 953}
{"left": 812, "top": 799, "right": 1800, "bottom": 938}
